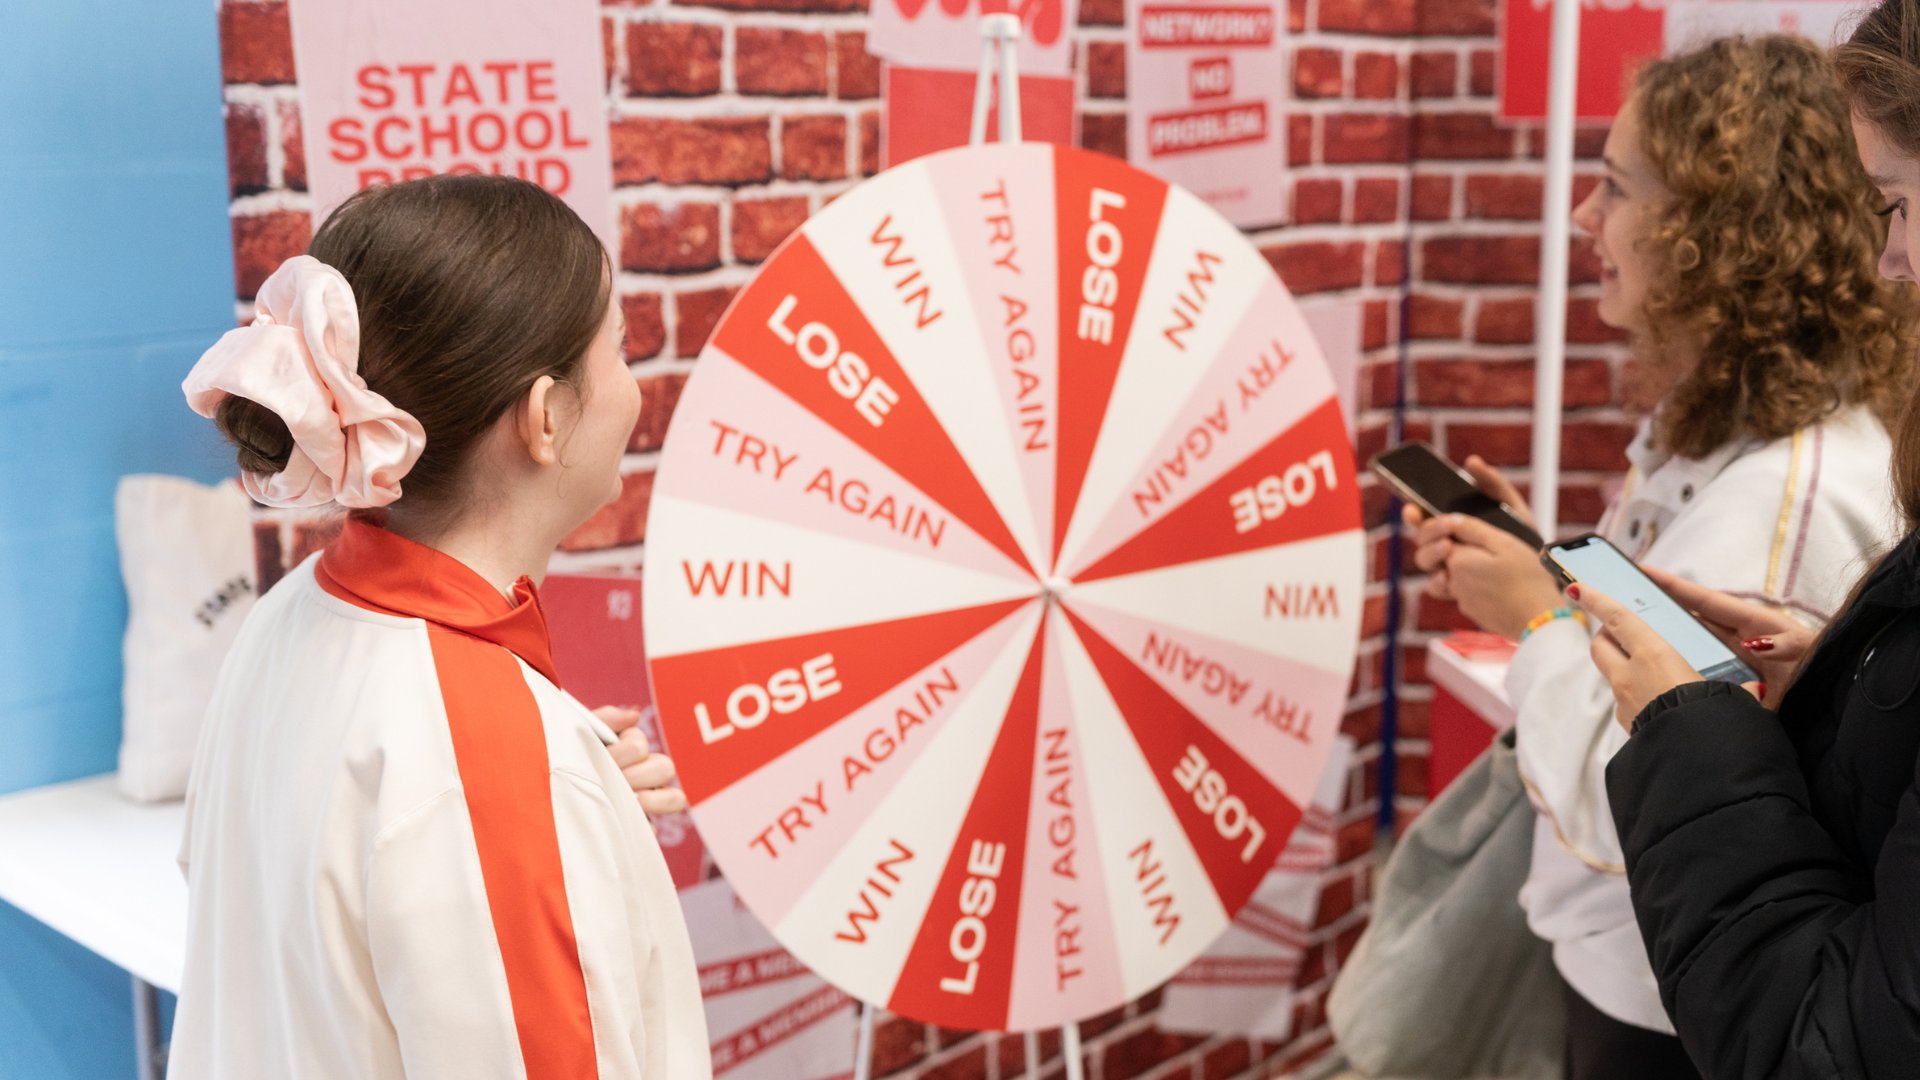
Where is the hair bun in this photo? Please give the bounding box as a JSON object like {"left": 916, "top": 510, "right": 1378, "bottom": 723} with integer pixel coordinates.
{"left": 214, "top": 394, "right": 296, "bottom": 476}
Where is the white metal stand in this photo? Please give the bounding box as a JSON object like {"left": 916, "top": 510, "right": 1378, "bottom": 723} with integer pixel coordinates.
{"left": 1061, "top": 1021, "right": 1086, "bottom": 1080}
{"left": 852, "top": 1000, "right": 877, "bottom": 1080}
{"left": 969, "top": 14, "right": 1025, "bottom": 146}
{"left": 133, "top": 976, "right": 165, "bottom": 1080}
{"left": 1531, "top": 0, "right": 1583, "bottom": 540}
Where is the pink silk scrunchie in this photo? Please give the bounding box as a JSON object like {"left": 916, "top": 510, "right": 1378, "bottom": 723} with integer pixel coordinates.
{"left": 182, "top": 255, "right": 426, "bottom": 509}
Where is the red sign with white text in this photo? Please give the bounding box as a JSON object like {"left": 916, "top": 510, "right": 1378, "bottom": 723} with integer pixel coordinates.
{"left": 287, "top": 0, "right": 615, "bottom": 249}
{"left": 1499, "top": 0, "right": 1664, "bottom": 122}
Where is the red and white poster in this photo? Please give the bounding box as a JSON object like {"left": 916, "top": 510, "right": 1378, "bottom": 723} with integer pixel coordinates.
{"left": 643, "top": 141, "right": 1364, "bottom": 1031}
{"left": 545, "top": 573, "right": 708, "bottom": 889}
{"left": 683, "top": 878, "right": 858, "bottom": 1080}
{"left": 1501, "top": 0, "right": 1856, "bottom": 123}
{"left": 1158, "top": 736, "right": 1352, "bottom": 1040}
{"left": 286, "top": 0, "right": 615, "bottom": 249}
{"left": 1124, "top": 0, "right": 1288, "bottom": 228}
{"left": 1500, "top": 0, "right": 1664, "bottom": 122}
{"left": 870, "top": 0, "right": 1078, "bottom": 168}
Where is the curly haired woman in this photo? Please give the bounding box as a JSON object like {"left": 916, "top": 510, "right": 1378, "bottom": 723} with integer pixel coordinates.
{"left": 1405, "top": 35, "right": 1920, "bottom": 1078}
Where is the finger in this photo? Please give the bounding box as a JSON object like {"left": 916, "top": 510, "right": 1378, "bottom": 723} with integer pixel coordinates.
{"left": 607, "top": 729, "right": 649, "bottom": 769}
{"left": 1640, "top": 567, "right": 1785, "bottom": 635}
{"left": 1401, "top": 502, "right": 1429, "bottom": 529}
{"left": 638, "top": 787, "right": 690, "bottom": 817}
{"left": 1412, "top": 538, "right": 1453, "bottom": 574}
{"left": 1566, "top": 583, "right": 1656, "bottom": 656}
{"left": 1755, "top": 626, "right": 1815, "bottom": 665}
{"left": 623, "top": 754, "right": 678, "bottom": 792}
{"left": 1463, "top": 456, "right": 1529, "bottom": 512}
{"left": 1741, "top": 681, "right": 1764, "bottom": 702}
{"left": 1440, "top": 512, "right": 1525, "bottom": 553}
{"left": 1588, "top": 622, "right": 1631, "bottom": 683}
{"left": 1414, "top": 514, "right": 1455, "bottom": 547}
{"left": 1423, "top": 567, "right": 1454, "bottom": 601}
{"left": 593, "top": 705, "right": 643, "bottom": 734}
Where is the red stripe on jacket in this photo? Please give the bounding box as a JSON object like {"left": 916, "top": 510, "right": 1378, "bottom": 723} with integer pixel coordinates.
{"left": 430, "top": 629, "right": 598, "bottom": 1078}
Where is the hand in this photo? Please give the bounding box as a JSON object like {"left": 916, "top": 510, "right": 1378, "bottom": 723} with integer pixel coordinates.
{"left": 1639, "top": 567, "right": 1814, "bottom": 707}
{"left": 595, "top": 706, "right": 688, "bottom": 817}
{"left": 1402, "top": 456, "right": 1544, "bottom": 621}
{"left": 1410, "top": 512, "right": 1564, "bottom": 640}
{"left": 1567, "top": 584, "right": 1708, "bottom": 731}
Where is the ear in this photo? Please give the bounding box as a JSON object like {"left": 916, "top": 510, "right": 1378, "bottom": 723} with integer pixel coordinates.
{"left": 513, "top": 375, "right": 562, "bottom": 467}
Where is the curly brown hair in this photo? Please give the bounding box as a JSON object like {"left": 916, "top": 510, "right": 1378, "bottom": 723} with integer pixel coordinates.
{"left": 1838, "top": 0, "right": 1920, "bottom": 528}
{"left": 1631, "top": 35, "right": 1919, "bottom": 463}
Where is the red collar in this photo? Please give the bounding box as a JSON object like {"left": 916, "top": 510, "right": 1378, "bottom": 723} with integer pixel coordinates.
{"left": 315, "top": 517, "right": 561, "bottom": 687}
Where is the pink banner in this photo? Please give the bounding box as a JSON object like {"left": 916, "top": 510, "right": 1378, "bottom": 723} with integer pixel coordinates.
{"left": 1124, "top": 0, "right": 1287, "bottom": 228}
{"left": 287, "top": 0, "right": 615, "bottom": 249}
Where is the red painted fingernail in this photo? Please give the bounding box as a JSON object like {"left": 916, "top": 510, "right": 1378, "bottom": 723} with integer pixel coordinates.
{"left": 1757, "top": 682, "right": 1769, "bottom": 698}
{"left": 1566, "top": 584, "right": 1581, "bottom": 600}
{"left": 1743, "top": 638, "right": 1774, "bottom": 652}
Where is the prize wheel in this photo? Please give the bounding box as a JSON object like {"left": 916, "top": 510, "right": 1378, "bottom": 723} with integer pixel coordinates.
{"left": 643, "top": 142, "right": 1364, "bottom": 1032}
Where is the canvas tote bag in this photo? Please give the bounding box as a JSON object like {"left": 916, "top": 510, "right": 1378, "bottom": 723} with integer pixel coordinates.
{"left": 1327, "top": 729, "right": 1564, "bottom": 1079}
{"left": 115, "top": 475, "right": 256, "bottom": 802}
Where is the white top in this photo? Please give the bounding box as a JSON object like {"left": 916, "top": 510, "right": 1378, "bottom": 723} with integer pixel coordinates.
{"left": 0, "top": 776, "right": 186, "bottom": 993}
{"left": 1507, "top": 406, "right": 1899, "bottom": 1032}
{"left": 168, "top": 520, "right": 710, "bottom": 1080}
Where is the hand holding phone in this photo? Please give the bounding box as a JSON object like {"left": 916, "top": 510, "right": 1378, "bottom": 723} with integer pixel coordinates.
{"left": 1369, "top": 441, "right": 1543, "bottom": 549}
{"left": 1543, "top": 535, "right": 1758, "bottom": 685}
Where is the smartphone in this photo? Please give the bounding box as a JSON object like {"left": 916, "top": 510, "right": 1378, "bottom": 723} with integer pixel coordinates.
{"left": 1368, "top": 441, "right": 1544, "bottom": 549}
{"left": 1541, "top": 534, "right": 1759, "bottom": 684}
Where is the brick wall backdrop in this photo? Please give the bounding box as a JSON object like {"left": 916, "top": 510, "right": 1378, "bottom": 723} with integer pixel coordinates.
{"left": 216, "top": 0, "right": 1632, "bottom": 1075}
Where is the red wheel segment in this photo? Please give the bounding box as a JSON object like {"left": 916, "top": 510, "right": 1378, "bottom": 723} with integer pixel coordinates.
{"left": 711, "top": 235, "right": 1031, "bottom": 574}
{"left": 1050, "top": 147, "right": 1172, "bottom": 569}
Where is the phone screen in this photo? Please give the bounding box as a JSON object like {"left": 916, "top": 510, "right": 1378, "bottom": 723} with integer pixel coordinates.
{"left": 1546, "top": 536, "right": 1756, "bottom": 684}
{"left": 1370, "top": 442, "right": 1543, "bottom": 549}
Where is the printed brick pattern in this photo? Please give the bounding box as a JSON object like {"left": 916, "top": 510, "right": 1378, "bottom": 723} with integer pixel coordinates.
{"left": 218, "top": 0, "right": 1634, "bottom": 1075}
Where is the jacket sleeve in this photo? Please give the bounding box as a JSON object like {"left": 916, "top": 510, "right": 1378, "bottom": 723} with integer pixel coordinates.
{"left": 1505, "top": 617, "right": 1629, "bottom": 872}
{"left": 1607, "top": 682, "right": 1920, "bottom": 1079}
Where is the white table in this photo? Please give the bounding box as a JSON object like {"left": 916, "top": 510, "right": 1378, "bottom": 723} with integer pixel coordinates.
{"left": 0, "top": 775, "right": 186, "bottom": 1080}
{"left": 1426, "top": 636, "right": 1517, "bottom": 730}
{"left": 1425, "top": 636, "right": 1518, "bottom": 796}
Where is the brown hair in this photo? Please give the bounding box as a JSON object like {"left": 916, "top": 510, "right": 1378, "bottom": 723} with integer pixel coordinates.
{"left": 1630, "top": 35, "right": 1920, "bottom": 470}
{"left": 1838, "top": 0, "right": 1920, "bottom": 527}
{"left": 216, "top": 174, "right": 610, "bottom": 509}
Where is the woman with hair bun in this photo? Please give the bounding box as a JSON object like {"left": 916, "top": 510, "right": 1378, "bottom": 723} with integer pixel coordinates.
{"left": 1564, "top": 2, "right": 1920, "bottom": 1074}
{"left": 169, "top": 174, "right": 710, "bottom": 1079}
{"left": 1407, "top": 35, "right": 1919, "bottom": 1078}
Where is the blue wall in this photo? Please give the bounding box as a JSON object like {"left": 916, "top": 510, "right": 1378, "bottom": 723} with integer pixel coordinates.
{"left": 0, "top": 0, "right": 236, "bottom": 1074}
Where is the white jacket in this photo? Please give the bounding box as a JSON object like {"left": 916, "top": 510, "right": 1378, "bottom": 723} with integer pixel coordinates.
{"left": 169, "top": 519, "right": 710, "bottom": 1079}
{"left": 1507, "top": 406, "right": 1898, "bottom": 1032}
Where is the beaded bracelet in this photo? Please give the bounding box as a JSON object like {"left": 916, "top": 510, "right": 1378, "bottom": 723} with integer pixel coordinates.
{"left": 1520, "top": 606, "right": 1588, "bottom": 641}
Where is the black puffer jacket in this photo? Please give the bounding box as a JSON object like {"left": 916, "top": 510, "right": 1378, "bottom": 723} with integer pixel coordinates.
{"left": 1606, "top": 527, "right": 1920, "bottom": 1079}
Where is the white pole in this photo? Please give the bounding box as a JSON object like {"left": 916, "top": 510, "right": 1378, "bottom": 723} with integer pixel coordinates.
{"left": 993, "top": 15, "right": 1023, "bottom": 143}
{"left": 1532, "top": 0, "right": 1583, "bottom": 541}
{"left": 852, "top": 1002, "right": 876, "bottom": 1080}
{"left": 1062, "top": 1021, "right": 1086, "bottom": 1080}
{"left": 969, "top": 29, "right": 997, "bottom": 146}
{"left": 1024, "top": 1030, "right": 1039, "bottom": 1074}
